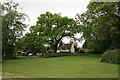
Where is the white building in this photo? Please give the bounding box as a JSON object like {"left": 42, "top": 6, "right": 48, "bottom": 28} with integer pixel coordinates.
{"left": 57, "top": 42, "right": 75, "bottom": 53}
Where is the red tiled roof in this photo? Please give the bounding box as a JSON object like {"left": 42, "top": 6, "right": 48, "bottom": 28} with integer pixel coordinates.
{"left": 84, "top": 49, "right": 90, "bottom": 52}
{"left": 58, "top": 43, "right": 72, "bottom": 50}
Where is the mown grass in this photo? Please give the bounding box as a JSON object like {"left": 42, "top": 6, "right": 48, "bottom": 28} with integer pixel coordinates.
{"left": 2, "top": 54, "right": 118, "bottom": 78}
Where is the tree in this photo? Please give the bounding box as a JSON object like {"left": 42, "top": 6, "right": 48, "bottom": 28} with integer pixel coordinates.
{"left": 1, "top": 1, "right": 29, "bottom": 57}
{"left": 30, "top": 12, "right": 78, "bottom": 53}
{"left": 76, "top": 2, "right": 120, "bottom": 53}
{"left": 20, "top": 32, "right": 46, "bottom": 54}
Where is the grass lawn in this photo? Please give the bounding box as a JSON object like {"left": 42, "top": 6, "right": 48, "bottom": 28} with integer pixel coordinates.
{"left": 2, "top": 54, "right": 118, "bottom": 78}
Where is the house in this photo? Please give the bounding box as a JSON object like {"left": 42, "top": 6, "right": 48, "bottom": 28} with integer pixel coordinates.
{"left": 57, "top": 42, "right": 75, "bottom": 53}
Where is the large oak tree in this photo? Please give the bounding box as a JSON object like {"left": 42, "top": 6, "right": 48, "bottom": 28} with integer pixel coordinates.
{"left": 30, "top": 12, "right": 78, "bottom": 53}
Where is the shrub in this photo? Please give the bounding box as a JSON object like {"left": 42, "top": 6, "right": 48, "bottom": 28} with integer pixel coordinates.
{"left": 48, "top": 50, "right": 54, "bottom": 53}
{"left": 60, "top": 53, "right": 71, "bottom": 56}
{"left": 43, "top": 53, "right": 51, "bottom": 57}
{"left": 43, "top": 53, "right": 71, "bottom": 57}
{"left": 79, "top": 49, "right": 84, "bottom": 53}
{"left": 50, "top": 53, "right": 59, "bottom": 57}
{"left": 101, "top": 49, "right": 120, "bottom": 64}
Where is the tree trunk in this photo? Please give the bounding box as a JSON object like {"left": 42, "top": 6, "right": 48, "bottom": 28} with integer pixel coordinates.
{"left": 54, "top": 44, "right": 58, "bottom": 53}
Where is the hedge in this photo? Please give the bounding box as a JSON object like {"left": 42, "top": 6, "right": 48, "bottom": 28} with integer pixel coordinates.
{"left": 101, "top": 49, "right": 120, "bottom": 64}
{"left": 43, "top": 53, "right": 71, "bottom": 57}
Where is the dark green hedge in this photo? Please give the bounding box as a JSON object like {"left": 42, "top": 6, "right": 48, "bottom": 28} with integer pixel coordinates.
{"left": 43, "top": 53, "right": 71, "bottom": 57}
{"left": 101, "top": 49, "right": 120, "bottom": 64}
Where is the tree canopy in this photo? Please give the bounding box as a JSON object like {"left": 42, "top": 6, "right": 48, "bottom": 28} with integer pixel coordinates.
{"left": 76, "top": 2, "right": 120, "bottom": 53}
{"left": 1, "top": 1, "right": 29, "bottom": 57}
{"left": 3, "top": 1, "right": 120, "bottom": 56}
{"left": 29, "top": 12, "right": 78, "bottom": 53}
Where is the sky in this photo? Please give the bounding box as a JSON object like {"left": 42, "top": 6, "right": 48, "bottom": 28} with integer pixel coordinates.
{"left": 1, "top": 0, "right": 91, "bottom": 47}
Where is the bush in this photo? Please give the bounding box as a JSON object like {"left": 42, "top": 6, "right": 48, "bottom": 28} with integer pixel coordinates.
{"left": 101, "top": 49, "right": 120, "bottom": 64}
{"left": 91, "top": 49, "right": 102, "bottom": 54}
{"left": 48, "top": 50, "right": 54, "bottom": 53}
{"left": 43, "top": 53, "right": 57, "bottom": 57}
{"left": 79, "top": 49, "right": 84, "bottom": 53}
{"left": 43, "top": 53, "right": 71, "bottom": 57}
{"left": 50, "top": 53, "right": 59, "bottom": 57}
{"left": 59, "top": 53, "right": 71, "bottom": 56}
{"left": 43, "top": 53, "right": 51, "bottom": 57}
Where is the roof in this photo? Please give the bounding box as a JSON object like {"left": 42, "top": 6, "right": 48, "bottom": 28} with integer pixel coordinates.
{"left": 84, "top": 49, "right": 90, "bottom": 52}
{"left": 58, "top": 43, "right": 72, "bottom": 50}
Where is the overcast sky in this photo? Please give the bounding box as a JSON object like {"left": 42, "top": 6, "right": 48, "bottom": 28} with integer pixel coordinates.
{"left": 17, "top": 0, "right": 90, "bottom": 25}
{"left": 1, "top": 0, "right": 91, "bottom": 47}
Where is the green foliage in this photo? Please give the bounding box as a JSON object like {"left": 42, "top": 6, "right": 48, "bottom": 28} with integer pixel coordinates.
{"left": 30, "top": 12, "right": 78, "bottom": 53}
{"left": 59, "top": 53, "right": 71, "bottom": 56}
{"left": 79, "top": 49, "right": 84, "bottom": 53}
{"left": 15, "top": 12, "right": 79, "bottom": 54}
{"left": 15, "top": 32, "right": 47, "bottom": 54}
{"left": 76, "top": 2, "right": 120, "bottom": 53}
{"left": 42, "top": 53, "right": 71, "bottom": 57}
{"left": 43, "top": 53, "right": 51, "bottom": 58}
{"left": 43, "top": 53, "right": 59, "bottom": 57}
{"left": 48, "top": 50, "right": 54, "bottom": 53}
{"left": 1, "top": 1, "right": 28, "bottom": 57}
{"left": 50, "top": 53, "right": 59, "bottom": 57}
{"left": 101, "top": 49, "right": 120, "bottom": 64}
